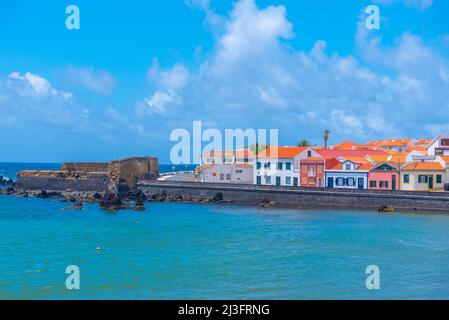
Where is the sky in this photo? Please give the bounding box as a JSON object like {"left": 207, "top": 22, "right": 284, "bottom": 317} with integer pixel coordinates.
{"left": 0, "top": 0, "right": 448, "bottom": 163}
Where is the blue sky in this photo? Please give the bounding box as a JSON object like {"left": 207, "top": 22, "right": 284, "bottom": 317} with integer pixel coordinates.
{"left": 0, "top": 0, "right": 448, "bottom": 163}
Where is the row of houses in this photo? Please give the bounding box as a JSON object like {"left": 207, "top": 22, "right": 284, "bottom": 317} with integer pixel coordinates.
{"left": 196, "top": 136, "right": 449, "bottom": 192}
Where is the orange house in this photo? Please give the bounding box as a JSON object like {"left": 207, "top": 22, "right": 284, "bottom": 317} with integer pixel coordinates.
{"left": 300, "top": 157, "right": 325, "bottom": 187}
{"left": 368, "top": 162, "right": 400, "bottom": 191}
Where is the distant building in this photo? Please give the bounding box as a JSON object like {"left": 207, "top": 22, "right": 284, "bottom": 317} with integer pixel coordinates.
{"left": 368, "top": 162, "right": 400, "bottom": 191}
{"left": 200, "top": 150, "right": 254, "bottom": 165}
{"left": 325, "top": 159, "right": 374, "bottom": 189}
{"left": 299, "top": 157, "right": 327, "bottom": 188}
{"left": 427, "top": 136, "right": 449, "bottom": 156}
{"left": 400, "top": 161, "right": 446, "bottom": 192}
{"left": 254, "top": 147, "right": 320, "bottom": 186}
{"left": 197, "top": 163, "right": 253, "bottom": 184}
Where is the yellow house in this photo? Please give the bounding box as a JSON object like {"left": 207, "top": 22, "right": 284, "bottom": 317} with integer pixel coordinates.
{"left": 400, "top": 162, "right": 446, "bottom": 191}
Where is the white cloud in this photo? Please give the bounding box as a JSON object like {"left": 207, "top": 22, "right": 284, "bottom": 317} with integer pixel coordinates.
{"left": 136, "top": 0, "right": 449, "bottom": 144}
{"left": 64, "top": 66, "right": 115, "bottom": 95}
{"left": 8, "top": 71, "right": 72, "bottom": 100}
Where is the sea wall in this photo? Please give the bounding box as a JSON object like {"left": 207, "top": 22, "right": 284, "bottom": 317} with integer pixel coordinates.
{"left": 16, "top": 173, "right": 110, "bottom": 192}
{"left": 137, "top": 181, "right": 449, "bottom": 211}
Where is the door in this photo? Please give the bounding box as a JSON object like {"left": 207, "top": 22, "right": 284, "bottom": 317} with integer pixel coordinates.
{"left": 327, "top": 177, "right": 334, "bottom": 188}
{"left": 429, "top": 175, "right": 433, "bottom": 189}
{"left": 293, "top": 177, "right": 298, "bottom": 187}
{"left": 276, "top": 176, "right": 281, "bottom": 186}
{"left": 256, "top": 176, "right": 261, "bottom": 185}
{"left": 358, "top": 178, "right": 364, "bottom": 189}
{"left": 392, "top": 175, "right": 396, "bottom": 191}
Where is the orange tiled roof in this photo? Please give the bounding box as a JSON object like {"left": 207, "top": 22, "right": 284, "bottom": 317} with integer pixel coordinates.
{"left": 401, "top": 162, "right": 444, "bottom": 171}
{"left": 333, "top": 141, "right": 364, "bottom": 150}
{"left": 327, "top": 160, "right": 374, "bottom": 171}
{"left": 257, "top": 146, "right": 307, "bottom": 159}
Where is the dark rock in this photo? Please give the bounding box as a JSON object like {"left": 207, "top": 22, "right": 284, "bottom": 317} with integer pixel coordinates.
{"left": 133, "top": 202, "right": 145, "bottom": 211}
{"left": 6, "top": 187, "right": 15, "bottom": 195}
{"left": 212, "top": 192, "right": 224, "bottom": 202}
{"left": 99, "top": 192, "right": 123, "bottom": 210}
{"left": 121, "top": 190, "right": 146, "bottom": 202}
{"left": 93, "top": 192, "right": 102, "bottom": 200}
{"left": 36, "top": 190, "right": 61, "bottom": 199}
{"left": 259, "top": 199, "right": 272, "bottom": 208}
{"left": 378, "top": 206, "right": 395, "bottom": 213}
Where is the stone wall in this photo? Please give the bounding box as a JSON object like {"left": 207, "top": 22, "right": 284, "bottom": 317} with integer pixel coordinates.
{"left": 138, "top": 181, "right": 449, "bottom": 211}
{"left": 16, "top": 173, "right": 110, "bottom": 192}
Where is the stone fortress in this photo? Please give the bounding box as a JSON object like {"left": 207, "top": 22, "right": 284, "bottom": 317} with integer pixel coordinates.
{"left": 16, "top": 156, "right": 158, "bottom": 193}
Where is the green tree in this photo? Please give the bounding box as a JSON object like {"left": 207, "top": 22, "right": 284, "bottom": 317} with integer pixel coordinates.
{"left": 298, "top": 140, "right": 310, "bottom": 147}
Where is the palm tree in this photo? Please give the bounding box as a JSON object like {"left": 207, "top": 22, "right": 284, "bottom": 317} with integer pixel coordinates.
{"left": 298, "top": 140, "right": 310, "bottom": 147}
{"left": 324, "top": 129, "right": 330, "bottom": 149}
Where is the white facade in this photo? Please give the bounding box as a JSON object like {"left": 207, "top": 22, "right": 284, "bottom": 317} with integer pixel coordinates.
{"left": 325, "top": 160, "right": 369, "bottom": 189}
{"left": 427, "top": 136, "right": 449, "bottom": 156}
{"left": 198, "top": 164, "right": 253, "bottom": 184}
{"left": 254, "top": 148, "right": 320, "bottom": 187}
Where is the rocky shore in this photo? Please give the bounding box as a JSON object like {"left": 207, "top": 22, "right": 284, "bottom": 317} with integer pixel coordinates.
{"left": 0, "top": 188, "right": 242, "bottom": 211}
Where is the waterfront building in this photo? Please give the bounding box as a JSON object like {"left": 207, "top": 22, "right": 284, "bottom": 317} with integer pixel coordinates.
{"left": 254, "top": 147, "right": 320, "bottom": 187}
{"left": 368, "top": 162, "right": 400, "bottom": 191}
{"left": 299, "top": 157, "right": 340, "bottom": 188}
{"left": 325, "top": 158, "right": 374, "bottom": 189}
{"left": 400, "top": 161, "right": 446, "bottom": 192}
{"left": 197, "top": 163, "right": 253, "bottom": 184}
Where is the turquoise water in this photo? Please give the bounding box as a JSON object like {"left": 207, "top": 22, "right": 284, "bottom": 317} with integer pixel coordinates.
{"left": 1, "top": 163, "right": 449, "bottom": 299}
{"left": 1, "top": 196, "right": 449, "bottom": 299}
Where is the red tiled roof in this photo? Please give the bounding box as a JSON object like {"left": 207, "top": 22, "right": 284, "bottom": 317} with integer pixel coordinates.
{"left": 257, "top": 147, "right": 307, "bottom": 159}
{"left": 317, "top": 149, "right": 388, "bottom": 158}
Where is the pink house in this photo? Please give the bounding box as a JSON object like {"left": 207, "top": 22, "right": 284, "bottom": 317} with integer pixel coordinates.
{"left": 368, "top": 162, "right": 400, "bottom": 191}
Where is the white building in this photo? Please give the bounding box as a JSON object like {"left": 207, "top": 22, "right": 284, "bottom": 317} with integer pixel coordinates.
{"left": 200, "top": 150, "right": 254, "bottom": 165}
{"left": 427, "top": 136, "right": 449, "bottom": 156}
{"left": 197, "top": 163, "right": 253, "bottom": 184}
{"left": 254, "top": 147, "right": 320, "bottom": 187}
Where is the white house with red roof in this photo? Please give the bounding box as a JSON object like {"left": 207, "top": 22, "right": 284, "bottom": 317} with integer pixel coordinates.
{"left": 254, "top": 146, "right": 320, "bottom": 187}
{"left": 324, "top": 158, "right": 375, "bottom": 189}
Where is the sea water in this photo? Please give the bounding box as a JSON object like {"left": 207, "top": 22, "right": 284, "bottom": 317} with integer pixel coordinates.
{"left": 0, "top": 163, "right": 448, "bottom": 299}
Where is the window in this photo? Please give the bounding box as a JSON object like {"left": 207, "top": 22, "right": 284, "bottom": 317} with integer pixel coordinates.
{"left": 286, "top": 162, "right": 292, "bottom": 170}
{"left": 317, "top": 165, "right": 323, "bottom": 174}
{"left": 436, "top": 150, "right": 444, "bottom": 156}
{"left": 256, "top": 176, "right": 262, "bottom": 185}
{"left": 347, "top": 177, "right": 355, "bottom": 186}
{"left": 219, "top": 174, "right": 225, "bottom": 181}
{"left": 436, "top": 175, "right": 442, "bottom": 184}
{"left": 275, "top": 176, "right": 281, "bottom": 186}
{"left": 286, "top": 177, "right": 291, "bottom": 185}
{"left": 264, "top": 162, "right": 271, "bottom": 169}
{"left": 403, "top": 174, "right": 410, "bottom": 183}
{"left": 226, "top": 174, "right": 231, "bottom": 180}
{"left": 336, "top": 177, "right": 345, "bottom": 186}
{"left": 345, "top": 164, "right": 351, "bottom": 170}
{"left": 301, "top": 177, "right": 307, "bottom": 185}
{"left": 308, "top": 177, "right": 315, "bottom": 185}
{"left": 302, "top": 165, "right": 308, "bottom": 173}
{"left": 418, "top": 175, "right": 428, "bottom": 184}
{"left": 256, "top": 162, "right": 261, "bottom": 170}
{"left": 266, "top": 176, "right": 272, "bottom": 184}
{"left": 370, "top": 181, "right": 377, "bottom": 188}
{"left": 277, "top": 162, "right": 283, "bottom": 170}
{"left": 235, "top": 170, "right": 243, "bottom": 174}
{"left": 441, "top": 139, "right": 449, "bottom": 146}
{"left": 379, "top": 181, "right": 388, "bottom": 188}
{"left": 307, "top": 150, "right": 312, "bottom": 157}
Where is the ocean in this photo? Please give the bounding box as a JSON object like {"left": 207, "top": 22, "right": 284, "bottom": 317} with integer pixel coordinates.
{"left": 1, "top": 163, "right": 449, "bottom": 299}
